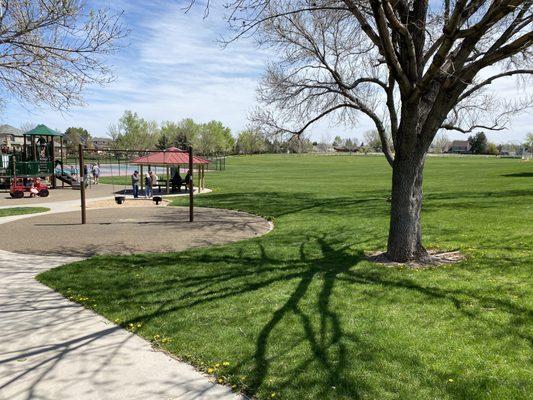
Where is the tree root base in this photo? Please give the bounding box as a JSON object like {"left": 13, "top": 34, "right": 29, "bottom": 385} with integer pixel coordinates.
{"left": 366, "top": 249, "right": 465, "bottom": 269}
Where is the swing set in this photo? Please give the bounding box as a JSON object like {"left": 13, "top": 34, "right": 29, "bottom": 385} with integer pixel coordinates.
{"left": 77, "top": 145, "right": 201, "bottom": 224}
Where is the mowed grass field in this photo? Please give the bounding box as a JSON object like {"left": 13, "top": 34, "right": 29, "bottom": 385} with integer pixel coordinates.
{"left": 39, "top": 155, "right": 532, "bottom": 400}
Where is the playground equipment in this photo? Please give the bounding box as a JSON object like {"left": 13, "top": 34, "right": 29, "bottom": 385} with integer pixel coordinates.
{"left": 0, "top": 124, "right": 69, "bottom": 190}
{"left": 10, "top": 177, "right": 49, "bottom": 198}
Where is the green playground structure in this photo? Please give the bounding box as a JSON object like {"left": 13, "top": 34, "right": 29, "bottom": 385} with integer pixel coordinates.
{"left": 1, "top": 124, "right": 66, "bottom": 189}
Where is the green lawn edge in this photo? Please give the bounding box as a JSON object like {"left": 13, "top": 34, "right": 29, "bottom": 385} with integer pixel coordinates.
{"left": 0, "top": 207, "right": 50, "bottom": 217}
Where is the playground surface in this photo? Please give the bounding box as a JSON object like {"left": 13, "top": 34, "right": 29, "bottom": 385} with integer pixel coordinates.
{"left": 0, "top": 206, "right": 272, "bottom": 256}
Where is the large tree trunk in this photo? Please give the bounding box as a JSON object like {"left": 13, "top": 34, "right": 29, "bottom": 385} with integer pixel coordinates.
{"left": 386, "top": 152, "right": 429, "bottom": 262}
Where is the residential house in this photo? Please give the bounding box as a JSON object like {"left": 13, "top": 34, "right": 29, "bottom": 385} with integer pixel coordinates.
{"left": 0, "top": 124, "right": 24, "bottom": 151}
{"left": 92, "top": 137, "right": 113, "bottom": 150}
{"left": 446, "top": 140, "right": 471, "bottom": 154}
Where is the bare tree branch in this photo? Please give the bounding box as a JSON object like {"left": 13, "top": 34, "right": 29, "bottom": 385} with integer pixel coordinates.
{"left": 0, "top": 0, "right": 126, "bottom": 110}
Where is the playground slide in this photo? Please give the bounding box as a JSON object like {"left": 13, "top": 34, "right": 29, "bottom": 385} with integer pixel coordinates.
{"left": 55, "top": 170, "right": 85, "bottom": 189}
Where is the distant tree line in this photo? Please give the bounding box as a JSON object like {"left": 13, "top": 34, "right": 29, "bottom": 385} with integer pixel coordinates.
{"left": 430, "top": 132, "right": 530, "bottom": 156}
{"left": 62, "top": 111, "right": 533, "bottom": 157}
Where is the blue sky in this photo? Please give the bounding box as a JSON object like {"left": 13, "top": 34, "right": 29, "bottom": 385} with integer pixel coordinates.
{"left": 1, "top": 0, "right": 530, "bottom": 143}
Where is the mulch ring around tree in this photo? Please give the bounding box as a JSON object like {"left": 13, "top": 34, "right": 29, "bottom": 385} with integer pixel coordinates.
{"left": 366, "top": 249, "right": 466, "bottom": 269}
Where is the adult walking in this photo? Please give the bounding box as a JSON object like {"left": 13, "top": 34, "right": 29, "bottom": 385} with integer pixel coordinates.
{"left": 131, "top": 170, "right": 140, "bottom": 198}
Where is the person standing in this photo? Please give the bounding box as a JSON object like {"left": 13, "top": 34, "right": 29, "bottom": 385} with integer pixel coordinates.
{"left": 144, "top": 172, "right": 152, "bottom": 198}
{"left": 83, "top": 164, "right": 89, "bottom": 185}
{"left": 150, "top": 170, "right": 159, "bottom": 194}
{"left": 171, "top": 170, "right": 182, "bottom": 193}
{"left": 131, "top": 170, "right": 140, "bottom": 198}
{"left": 70, "top": 165, "right": 77, "bottom": 181}
{"left": 93, "top": 163, "right": 101, "bottom": 184}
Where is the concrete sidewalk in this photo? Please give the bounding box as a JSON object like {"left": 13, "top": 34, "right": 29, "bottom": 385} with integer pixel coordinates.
{"left": 0, "top": 250, "right": 243, "bottom": 400}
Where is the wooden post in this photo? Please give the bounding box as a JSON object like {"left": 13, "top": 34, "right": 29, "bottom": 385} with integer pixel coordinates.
{"left": 51, "top": 137, "right": 56, "bottom": 188}
{"left": 202, "top": 165, "right": 205, "bottom": 191}
{"left": 189, "top": 146, "right": 193, "bottom": 222}
{"left": 166, "top": 165, "right": 170, "bottom": 194}
{"left": 79, "top": 144, "right": 86, "bottom": 224}
{"left": 32, "top": 136, "right": 36, "bottom": 160}
{"left": 60, "top": 136, "right": 64, "bottom": 188}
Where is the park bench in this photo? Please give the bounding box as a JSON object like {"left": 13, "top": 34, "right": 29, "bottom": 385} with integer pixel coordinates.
{"left": 154, "top": 178, "right": 190, "bottom": 193}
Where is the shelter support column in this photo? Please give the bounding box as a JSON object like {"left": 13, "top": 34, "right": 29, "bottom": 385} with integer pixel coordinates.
{"left": 197, "top": 165, "right": 201, "bottom": 193}
{"left": 140, "top": 165, "right": 144, "bottom": 193}
{"left": 166, "top": 166, "right": 170, "bottom": 194}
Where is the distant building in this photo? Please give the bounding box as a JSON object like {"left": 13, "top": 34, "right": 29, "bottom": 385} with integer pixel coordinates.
{"left": 333, "top": 145, "right": 361, "bottom": 153}
{"left": 0, "top": 124, "right": 24, "bottom": 151}
{"left": 92, "top": 137, "right": 113, "bottom": 150}
{"left": 446, "top": 140, "right": 471, "bottom": 154}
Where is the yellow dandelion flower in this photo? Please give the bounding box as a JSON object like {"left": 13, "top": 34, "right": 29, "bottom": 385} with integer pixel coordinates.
{"left": 222, "top": 361, "right": 230, "bottom": 367}
{"left": 217, "top": 378, "right": 224, "bottom": 384}
{"left": 215, "top": 363, "right": 220, "bottom": 368}
{"left": 271, "top": 393, "right": 277, "bottom": 398}
{"left": 136, "top": 323, "right": 142, "bottom": 328}
{"left": 448, "top": 378, "right": 454, "bottom": 382}
{"left": 207, "top": 368, "right": 214, "bottom": 374}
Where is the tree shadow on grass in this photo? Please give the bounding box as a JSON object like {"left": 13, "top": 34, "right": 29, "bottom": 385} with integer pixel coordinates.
{"left": 247, "top": 237, "right": 367, "bottom": 398}
{"left": 181, "top": 190, "right": 390, "bottom": 219}
{"left": 500, "top": 172, "right": 533, "bottom": 178}
{"left": 40, "top": 227, "right": 532, "bottom": 399}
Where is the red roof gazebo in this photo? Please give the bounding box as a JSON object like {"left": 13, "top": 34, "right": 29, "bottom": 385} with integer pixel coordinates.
{"left": 130, "top": 147, "right": 209, "bottom": 194}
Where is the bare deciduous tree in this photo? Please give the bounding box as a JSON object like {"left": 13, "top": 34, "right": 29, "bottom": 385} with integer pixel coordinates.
{"left": 0, "top": 0, "right": 126, "bottom": 110}
{"left": 199, "top": 0, "right": 532, "bottom": 262}
{"left": 432, "top": 133, "right": 451, "bottom": 154}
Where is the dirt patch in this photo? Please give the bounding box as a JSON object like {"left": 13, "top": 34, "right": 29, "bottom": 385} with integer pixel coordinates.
{"left": 87, "top": 199, "right": 169, "bottom": 209}
{"left": 366, "top": 249, "right": 465, "bottom": 268}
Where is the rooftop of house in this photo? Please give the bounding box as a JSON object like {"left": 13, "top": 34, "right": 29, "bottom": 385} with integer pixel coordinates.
{"left": 450, "top": 140, "right": 470, "bottom": 147}
{"left": 0, "top": 124, "right": 23, "bottom": 136}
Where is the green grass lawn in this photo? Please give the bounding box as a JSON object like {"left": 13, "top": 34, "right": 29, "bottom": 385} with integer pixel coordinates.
{"left": 39, "top": 155, "right": 532, "bottom": 400}
{"left": 0, "top": 207, "right": 50, "bottom": 217}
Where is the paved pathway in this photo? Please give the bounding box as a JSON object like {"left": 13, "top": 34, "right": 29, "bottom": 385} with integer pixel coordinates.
{"left": 0, "top": 199, "right": 261, "bottom": 399}
{"left": 0, "top": 251, "right": 243, "bottom": 400}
